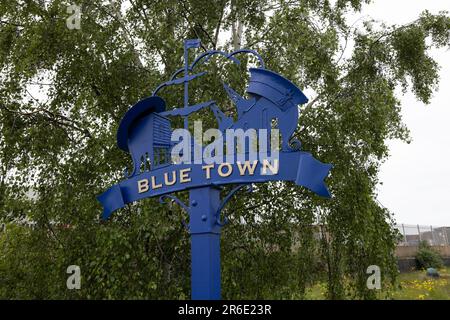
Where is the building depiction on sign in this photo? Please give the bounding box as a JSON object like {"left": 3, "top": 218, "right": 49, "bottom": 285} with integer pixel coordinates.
{"left": 117, "top": 96, "right": 172, "bottom": 177}
{"left": 116, "top": 67, "right": 310, "bottom": 177}
{"left": 138, "top": 112, "right": 171, "bottom": 167}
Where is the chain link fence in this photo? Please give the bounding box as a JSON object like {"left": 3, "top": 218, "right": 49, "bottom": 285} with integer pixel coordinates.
{"left": 396, "top": 224, "right": 450, "bottom": 246}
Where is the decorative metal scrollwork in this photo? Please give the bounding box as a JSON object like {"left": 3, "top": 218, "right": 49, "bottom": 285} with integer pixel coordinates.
{"left": 216, "top": 184, "right": 253, "bottom": 227}
{"left": 159, "top": 195, "right": 190, "bottom": 231}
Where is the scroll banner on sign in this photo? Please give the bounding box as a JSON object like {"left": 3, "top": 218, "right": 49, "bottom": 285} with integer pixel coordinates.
{"left": 97, "top": 151, "right": 332, "bottom": 220}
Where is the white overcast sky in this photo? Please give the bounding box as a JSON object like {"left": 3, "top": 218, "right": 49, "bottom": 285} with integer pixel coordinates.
{"left": 354, "top": 0, "right": 450, "bottom": 226}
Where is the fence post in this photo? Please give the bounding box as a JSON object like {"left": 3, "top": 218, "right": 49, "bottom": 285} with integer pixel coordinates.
{"left": 417, "top": 224, "right": 421, "bottom": 243}
{"left": 430, "top": 225, "right": 435, "bottom": 246}
{"left": 402, "top": 224, "right": 407, "bottom": 245}
{"left": 444, "top": 228, "right": 449, "bottom": 246}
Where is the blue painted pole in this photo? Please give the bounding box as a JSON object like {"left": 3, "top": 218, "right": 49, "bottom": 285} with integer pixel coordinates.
{"left": 183, "top": 41, "right": 189, "bottom": 130}
{"left": 189, "top": 187, "right": 222, "bottom": 300}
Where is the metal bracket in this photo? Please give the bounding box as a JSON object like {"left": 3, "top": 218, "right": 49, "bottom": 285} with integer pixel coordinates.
{"left": 159, "top": 195, "right": 190, "bottom": 231}
{"left": 288, "top": 138, "right": 302, "bottom": 151}
{"left": 215, "top": 184, "right": 253, "bottom": 227}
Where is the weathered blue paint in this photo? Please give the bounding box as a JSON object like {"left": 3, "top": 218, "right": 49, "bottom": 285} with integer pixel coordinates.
{"left": 97, "top": 39, "right": 332, "bottom": 300}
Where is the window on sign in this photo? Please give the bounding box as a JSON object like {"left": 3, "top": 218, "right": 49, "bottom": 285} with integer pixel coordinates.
{"left": 140, "top": 152, "right": 151, "bottom": 172}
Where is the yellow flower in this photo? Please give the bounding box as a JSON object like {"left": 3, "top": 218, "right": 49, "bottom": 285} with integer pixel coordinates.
{"left": 418, "top": 294, "right": 426, "bottom": 300}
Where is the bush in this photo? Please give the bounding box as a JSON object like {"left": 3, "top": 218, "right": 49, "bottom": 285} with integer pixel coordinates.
{"left": 415, "top": 241, "right": 444, "bottom": 270}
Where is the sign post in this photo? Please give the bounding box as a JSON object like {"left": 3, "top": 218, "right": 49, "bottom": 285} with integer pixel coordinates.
{"left": 189, "top": 187, "right": 221, "bottom": 299}
{"left": 97, "top": 39, "right": 332, "bottom": 300}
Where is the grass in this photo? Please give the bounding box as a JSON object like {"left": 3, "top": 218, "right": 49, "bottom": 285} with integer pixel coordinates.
{"left": 391, "top": 267, "right": 450, "bottom": 300}
{"left": 304, "top": 267, "right": 450, "bottom": 300}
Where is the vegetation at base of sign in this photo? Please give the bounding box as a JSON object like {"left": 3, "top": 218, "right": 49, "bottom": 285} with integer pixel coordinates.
{"left": 0, "top": 0, "right": 449, "bottom": 299}
{"left": 415, "top": 241, "right": 444, "bottom": 270}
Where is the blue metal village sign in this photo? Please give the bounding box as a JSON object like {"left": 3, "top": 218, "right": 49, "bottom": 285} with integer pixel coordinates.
{"left": 97, "top": 39, "right": 332, "bottom": 300}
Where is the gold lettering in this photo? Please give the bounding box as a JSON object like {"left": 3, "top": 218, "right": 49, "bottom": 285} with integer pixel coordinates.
{"left": 180, "top": 168, "right": 192, "bottom": 183}
{"left": 138, "top": 179, "right": 149, "bottom": 193}
{"left": 261, "top": 159, "right": 279, "bottom": 175}
{"left": 237, "top": 160, "right": 258, "bottom": 176}
{"left": 202, "top": 164, "right": 215, "bottom": 179}
{"left": 218, "top": 163, "right": 233, "bottom": 177}
{"left": 151, "top": 176, "right": 162, "bottom": 189}
{"left": 164, "top": 171, "right": 177, "bottom": 186}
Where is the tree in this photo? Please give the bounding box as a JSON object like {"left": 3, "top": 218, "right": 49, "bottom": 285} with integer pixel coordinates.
{"left": 0, "top": 0, "right": 449, "bottom": 299}
{"left": 415, "top": 241, "right": 444, "bottom": 270}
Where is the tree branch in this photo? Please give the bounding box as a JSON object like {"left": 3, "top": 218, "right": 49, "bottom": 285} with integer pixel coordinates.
{"left": 213, "top": 3, "right": 226, "bottom": 49}
{"left": 180, "top": 2, "right": 212, "bottom": 51}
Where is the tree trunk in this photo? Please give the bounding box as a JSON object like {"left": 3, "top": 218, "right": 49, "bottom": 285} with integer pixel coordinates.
{"left": 231, "top": 9, "right": 243, "bottom": 50}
